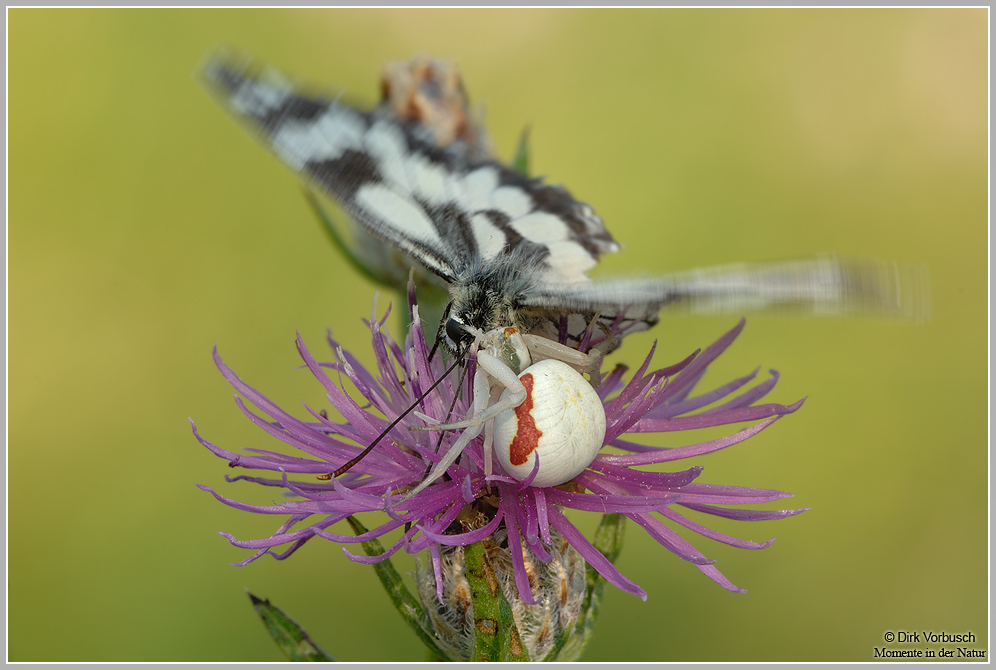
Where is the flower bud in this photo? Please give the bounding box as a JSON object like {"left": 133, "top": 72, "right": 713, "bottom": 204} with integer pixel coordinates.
{"left": 415, "top": 525, "right": 586, "bottom": 661}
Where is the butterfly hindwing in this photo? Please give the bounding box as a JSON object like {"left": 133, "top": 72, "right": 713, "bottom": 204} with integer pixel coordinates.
{"left": 522, "top": 256, "right": 928, "bottom": 329}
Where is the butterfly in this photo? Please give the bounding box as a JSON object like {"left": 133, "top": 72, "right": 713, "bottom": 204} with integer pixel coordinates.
{"left": 200, "top": 55, "right": 927, "bottom": 493}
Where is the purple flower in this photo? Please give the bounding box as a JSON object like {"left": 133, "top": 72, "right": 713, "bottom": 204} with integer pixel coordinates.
{"left": 195, "top": 283, "right": 807, "bottom": 603}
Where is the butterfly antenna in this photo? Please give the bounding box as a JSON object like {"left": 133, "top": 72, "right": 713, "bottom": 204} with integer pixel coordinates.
{"left": 333, "top": 356, "right": 462, "bottom": 477}
{"left": 427, "top": 302, "right": 453, "bottom": 363}
{"left": 428, "top": 335, "right": 442, "bottom": 363}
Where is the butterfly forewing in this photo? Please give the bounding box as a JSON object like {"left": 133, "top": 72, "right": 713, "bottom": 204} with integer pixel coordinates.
{"left": 202, "top": 58, "right": 620, "bottom": 294}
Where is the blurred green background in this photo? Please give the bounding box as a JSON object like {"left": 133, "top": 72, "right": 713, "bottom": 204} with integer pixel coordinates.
{"left": 8, "top": 8, "right": 987, "bottom": 662}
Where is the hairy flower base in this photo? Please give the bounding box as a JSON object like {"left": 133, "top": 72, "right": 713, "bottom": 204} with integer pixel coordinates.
{"left": 195, "top": 283, "right": 808, "bottom": 603}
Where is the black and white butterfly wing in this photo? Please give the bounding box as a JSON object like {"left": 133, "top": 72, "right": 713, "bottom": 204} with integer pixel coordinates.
{"left": 201, "top": 57, "right": 619, "bottom": 293}
{"left": 520, "top": 256, "right": 930, "bottom": 348}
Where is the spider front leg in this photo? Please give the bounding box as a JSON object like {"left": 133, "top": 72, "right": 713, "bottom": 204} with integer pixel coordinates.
{"left": 403, "top": 352, "right": 526, "bottom": 499}
{"left": 521, "top": 333, "right": 608, "bottom": 385}
{"left": 428, "top": 352, "right": 527, "bottom": 431}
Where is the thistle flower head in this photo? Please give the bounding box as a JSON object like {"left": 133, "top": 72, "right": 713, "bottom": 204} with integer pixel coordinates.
{"left": 194, "top": 286, "right": 805, "bottom": 660}
{"left": 195, "top": 282, "right": 807, "bottom": 657}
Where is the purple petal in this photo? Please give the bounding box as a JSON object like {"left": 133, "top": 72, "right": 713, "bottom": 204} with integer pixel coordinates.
{"left": 601, "top": 416, "right": 784, "bottom": 466}
{"left": 589, "top": 463, "right": 704, "bottom": 489}
{"left": 625, "top": 399, "right": 805, "bottom": 433}
{"left": 547, "top": 505, "right": 647, "bottom": 600}
{"left": 680, "top": 501, "right": 811, "bottom": 521}
{"left": 673, "top": 483, "right": 796, "bottom": 505}
{"left": 545, "top": 487, "right": 683, "bottom": 513}
{"left": 660, "top": 319, "right": 746, "bottom": 403}
{"left": 313, "top": 517, "right": 407, "bottom": 543}
{"left": 658, "top": 507, "right": 776, "bottom": 550}
{"left": 697, "top": 564, "right": 747, "bottom": 593}
{"left": 416, "top": 506, "right": 504, "bottom": 547}
{"left": 341, "top": 521, "right": 418, "bottom": 565}
{"left": 532, "top": 488, "right": 552, "bottom": 546}
{"left": 500, "top": 497, "right": 538, "bottom": 605}
{"left": 505, "top": 490, "right": 551, "bottom": 562}
{"left": 647, "top": 368, "right": 760, "bottom": 419}
{"left": 624, "top": 511, "right": 715, "bottom": 565}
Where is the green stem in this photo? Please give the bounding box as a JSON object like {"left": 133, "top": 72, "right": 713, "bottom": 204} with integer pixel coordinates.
{"left": 346, "top": 516, "right": 450, "bottom": 660}
{"left": 463, "top": 541, "right": 530, "bottom": 662}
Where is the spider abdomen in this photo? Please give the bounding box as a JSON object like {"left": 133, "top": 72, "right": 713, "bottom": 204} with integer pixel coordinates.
{"left": 493, "top": 359, "right": 606, "bottom": 487}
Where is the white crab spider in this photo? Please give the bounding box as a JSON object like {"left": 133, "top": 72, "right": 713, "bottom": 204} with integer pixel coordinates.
{"left": 404, "top": 326, "right": 608, "bottom": 499}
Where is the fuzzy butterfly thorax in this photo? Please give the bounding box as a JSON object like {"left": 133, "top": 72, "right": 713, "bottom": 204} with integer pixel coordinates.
{"left": 440, "top": 245, "right": 547, "bottom": 346}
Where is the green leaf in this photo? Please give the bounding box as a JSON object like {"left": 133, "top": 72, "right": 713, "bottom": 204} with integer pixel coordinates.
{"left": 345, "top": 516, "right": 451, "bottom": 661}
{"left": 304, "top": 190, "right": 450, "bottom": 335}
{"left": 511, "top": 126, "right": 531, "bottom": 177}
{"left": 544, "top": 513, "right": 627, "bottom": 661}
{"left": 248, "top": 591, "right": 335, "bottom": 662}
{"left": 462, "top": 540, "right": 530, "bottom": 662}
{"left": 304, "top": 191, "right": 388, "bottom": 288}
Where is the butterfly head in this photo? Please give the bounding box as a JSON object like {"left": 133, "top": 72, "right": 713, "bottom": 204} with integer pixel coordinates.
{"left": 441, "top": 309, "right": 478, "bottom": 357}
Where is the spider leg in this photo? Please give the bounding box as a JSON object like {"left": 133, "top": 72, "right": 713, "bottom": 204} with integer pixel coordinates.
{"left": 520, "top": 333, "right": 606, "bottom": 385}
{"left": 401, "top": 352, "right": 528, "bottom": 499}
{"left": 413, "top": 352, "right": 527, "bottom": 431}
{"left": 401, "top": 362, "right": 491, "bottom": 499}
